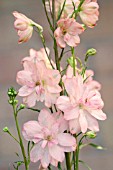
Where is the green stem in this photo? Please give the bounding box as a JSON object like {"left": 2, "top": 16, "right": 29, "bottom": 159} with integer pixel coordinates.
{"left": 7, "top": 131, "right": 20, "bottom": 144}
{"left": 42, "top": 0, "right": 54, "bottom": 32}
{"left": 71, "top": 0, "right": 85, "bottom": 18}
{"left": 58, "top": 162, "right": 62, "bottom": 170}
{"left": 75, "top": 145, "right": 79, "bottom": 170}
{"left": 65, "top": 153, "right": 71, "bottom": 170}
{"left": 71, "top": 47, "right": 76, "bottom": 76}
{"left": 13, "top": 105, "right": 29, "bottom": 170}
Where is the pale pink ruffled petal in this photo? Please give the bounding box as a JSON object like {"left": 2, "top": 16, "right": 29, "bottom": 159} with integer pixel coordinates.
{"left": 49, "top": 145, "right": 65, "bottom": 162}
{"left": 23, "top": 91, "right": 37, "bottom": 107}
{"left": 90, "top": 110, "right": 107, "bottom": 120}
{"left": 16, "top": 70, "right": 34, "bottom": 86}
{"left": 38, "top": 109, "right": 55, "bottom": 129}
{"left": 22, "top": 121, "right": 42, "bottom": 141}
{"left": 41, "top": 147, "right": 50, "bottom": 168}
{"left": 18, "top": 85, "right": 34, "bottom": 96}
{"left": 86, "top": 112, "right": 99, "bottom": 132}
{"left": 57, "top": 133, "right": 76, "bottom": 146}
{"left": 30, "top": 142, "right": 44, "bottom": 163}
{"left": 64, "top": 107, "right": 79, "bottom": 120}
{"left": 69, "top": 118, "right": 81, "bottom": 134}
{"left": 56, "top": 96, "right": 71, "bottom": 111}
{"left": 79, "top": 110, "right": 88, "bottom": 133}
{"left": 51, "top": 158, "right": 58, "bottom": 167}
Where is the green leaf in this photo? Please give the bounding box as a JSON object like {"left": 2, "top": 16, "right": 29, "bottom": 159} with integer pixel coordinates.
{"left": 79, "top": 160, "right": 92, "bottom": 170}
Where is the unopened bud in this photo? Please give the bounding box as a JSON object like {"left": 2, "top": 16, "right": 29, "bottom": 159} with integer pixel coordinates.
{"left": 3, "top": 127, "right": 9, "bottom": 133}
{"left": 85, "top": 48, "right": 97, "bottom": 62}
{"left": 19, "top": 104, "right": 26, "bottom": 110}
{"left": 86, "top": 131, "right": 96, "bottom": 139}
{"left": 14, "top": 100, "right": 18, "bottom": 105}
{"left": 8, "top": 100, "right": 13, "bottom": 104}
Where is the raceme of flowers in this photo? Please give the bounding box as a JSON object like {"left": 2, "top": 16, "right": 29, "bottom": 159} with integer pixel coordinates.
{"left": 10, "top": 0, "right": 107, "bottom": 170}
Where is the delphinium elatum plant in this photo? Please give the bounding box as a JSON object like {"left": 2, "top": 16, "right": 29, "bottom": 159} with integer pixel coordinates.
{"left": 3, "top": 0, "right": 107, "bottom": 170}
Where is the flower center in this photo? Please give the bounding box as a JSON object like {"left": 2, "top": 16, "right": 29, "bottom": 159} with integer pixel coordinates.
{"left": 79, "top": 103, "right": 84, "bottom": 109}
{"left": 46, "top": 135, "right": 53, "bottom": 141}
{"left": 35, "top": 81, "right": 40, "bottom": 86}
{"left": 62, "top": 28, "right": 67, "bottom": 35}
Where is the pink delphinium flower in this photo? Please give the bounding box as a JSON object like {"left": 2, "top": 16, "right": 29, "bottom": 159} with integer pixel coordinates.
{"left": 56, "top": 73, "right": 107, "bottom": 134}
{"left": 13, "top": 11, "right": 43, "bottom": 43}
{"left": 54, "top": 18, "right": 84, "bottom": 48}
{"left": 63, "top": 65, "right": 101, "bottom": 91}
{"left": 22, "top": 47, "right": 52, "bottom": 69}
{"left": 16, "top": 60, "right": 61, "bottom": 107}
{"left": 76, "top": 0, "right": 99, "bottom": 28}
{"left": 46, "top": 0, "right": 78, "bottom": 18}
{"left": 22, "top": 109, "right": 76, "bottom": 168}
{"left": 85, "top": 69, "right": 101, "bottom": 90}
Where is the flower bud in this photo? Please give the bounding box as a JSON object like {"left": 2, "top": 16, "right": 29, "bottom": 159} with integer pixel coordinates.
{"left": 85, "top": 48, "right": 97, "bottom": 62}
{"left": 19, "top": 104, "right": 26, "bottom": 110}
{"left": 86, "top": 131, "right": 96, "bottom": 139}
{"left": 86, "top": 48, "right": 97, "bottom": 57}
{"left": 14, "top": 100, "right": 18, "bottom": 105}
{"left": 3, "top": 127, "right": 9, "bottom": 133}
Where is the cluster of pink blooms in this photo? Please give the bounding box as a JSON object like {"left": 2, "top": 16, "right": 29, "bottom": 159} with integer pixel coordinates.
{"left": 13, "top": 0, "right": 106, "bottom": 169}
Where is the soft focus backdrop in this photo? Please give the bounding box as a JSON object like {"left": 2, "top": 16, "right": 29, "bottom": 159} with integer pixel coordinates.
{"left": 0, "top": 0, "right": 113, "bottom": 170}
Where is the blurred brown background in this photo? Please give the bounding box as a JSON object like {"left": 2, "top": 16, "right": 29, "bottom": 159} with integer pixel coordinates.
{"left": 0, "top": 0, "right": 113, "bottom": 170}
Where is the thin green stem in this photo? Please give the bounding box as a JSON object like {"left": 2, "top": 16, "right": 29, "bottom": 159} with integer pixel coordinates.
{"left": 13, "top": 105, "right": 29, "bottom": 170}
{"left": 73, "top": 151, "right": 76, "bottom": 170}
{"left": 7, "top": 131, "right": 20, "bottom": 144}
{"left": 42, "top": 0, "right": 54, "bottom": 32}
{"left": 38, "top": 31, "right": 54, "bottom": 69}
{"left": 27, "top": 141, "right": 30, "bottom": 165}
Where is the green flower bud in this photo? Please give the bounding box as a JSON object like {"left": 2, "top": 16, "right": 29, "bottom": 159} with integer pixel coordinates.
{"left": 14, "top": 100, "right": 18, "bottom": 105}
{"left": 86, "top": 48, "right": 97, "bottom": 56}
{"left": 3, "top": 127, "right": 9, "bottom": 132}
{"left": 17, "top": 161, "right": 22, "bottom": 166}
{"left": 19, "top": 104, "right": 26, "bottom": 110}
{"left": 85, "top": 48, "right": 97, "bottom": 62}
{"left": 8, "top": 100, "right": 13, "bottom": 104}
{"left": 86, "top": 131, "right": 97, "bottom": 139}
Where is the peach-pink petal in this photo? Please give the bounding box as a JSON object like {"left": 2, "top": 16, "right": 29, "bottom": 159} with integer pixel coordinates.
{"left": 64, "top": 34, "right": 80, "bottom": 47}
